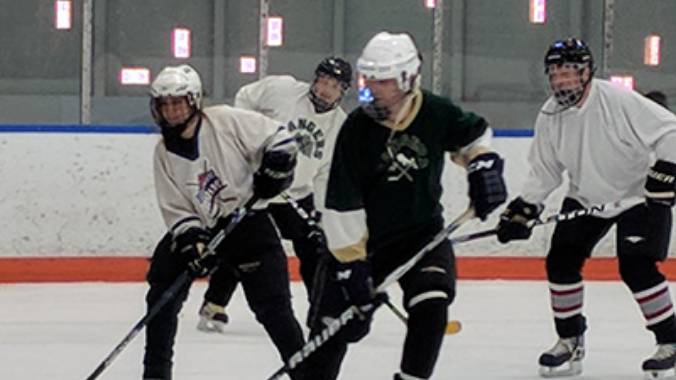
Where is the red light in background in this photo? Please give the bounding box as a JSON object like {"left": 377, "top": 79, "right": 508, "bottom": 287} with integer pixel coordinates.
{"left": 55, "top": 0, "right": 72, "bottom": 30}
{"left": 172, "top": 28, "right": 192, "bottom": 59}
{"left": 119, "top": 67, "right": 151, "bottom": 85}
{"left": 644, "top": 34, "right": 661, "bottom": 66}
{"left": 529, "top": 0, "right": 546, "bottom": 24}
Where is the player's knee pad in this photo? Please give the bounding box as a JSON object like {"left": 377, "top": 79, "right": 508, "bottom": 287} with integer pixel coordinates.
{"left": 618, "top": 254, "right": 664, "bottom": 292}
{"left": 402, "top": 265, "right": 454, "bottom": 312}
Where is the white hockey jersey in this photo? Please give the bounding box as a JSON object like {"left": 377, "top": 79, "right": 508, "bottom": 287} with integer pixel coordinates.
{"left": 235, "top": 75, "right": 366, "bottom": 252}
{"left": 153, "top": 105, "right": 295, "bottom": 236}
{"left": 522, "top": 79, "right": 676, "bottom": 217}
{"left": 234, "top": 75, "right": 347, "bottom": 205}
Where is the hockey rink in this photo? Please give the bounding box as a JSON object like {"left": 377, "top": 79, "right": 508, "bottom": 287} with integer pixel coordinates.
{"left": 0, "top": 280, "right": 667, "bottom": 380}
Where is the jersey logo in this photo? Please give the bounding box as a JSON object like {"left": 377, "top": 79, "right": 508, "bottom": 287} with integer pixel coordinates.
{"left": 381, "top": 133, "right": 429, "bottom": 182}
{"left": 624, "top": 236, "right": 645, "bottom": 244}
{"left": 286, "top": 118, "right": 326, "bottom": 159}
{"left": 187, "top": 160, "right": 236, "bottom": 218}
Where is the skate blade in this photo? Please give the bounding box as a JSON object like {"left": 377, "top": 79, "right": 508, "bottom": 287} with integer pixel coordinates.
{"left": 644, "top": 368, "right": 673, "bottom": 380}
{"left": 196, "top": 318, "right": 227, "bottom": 334}
{"left": 539, "top": 360, "right": 582, "bottom": 378}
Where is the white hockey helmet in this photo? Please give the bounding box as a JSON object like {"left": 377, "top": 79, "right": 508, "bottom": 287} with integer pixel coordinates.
{"left": 150, "top": 64, "right": 203, "bottom": 131}
{"left": 357, "top": 32, "right": 421, "bottom": 92}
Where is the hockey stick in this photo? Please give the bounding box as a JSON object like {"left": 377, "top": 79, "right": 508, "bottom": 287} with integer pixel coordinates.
{"left": 278, "top": 192, "right": 463, "bottom": 336}
{"left": 85, "top": 197, "right": 258, "bottom": 380}
{"left": 448, "top": 196, "right": 646, "bottom": 246}
{"left": 265, "top": 208, "right": 475, "bottom": 380}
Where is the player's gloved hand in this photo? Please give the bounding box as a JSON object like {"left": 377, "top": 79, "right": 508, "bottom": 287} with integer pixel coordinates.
{"left": 334, "top": 259, "right": 386, "bottom": 342}
{"left": 496, "top": 197, "right": 543, "bottom": 243}
{"left": 172, "top": 227, "right": 215, "bottom": 278}
{"left": 334, "top": 259, "right": 385, "bottom": 316}
{"left": 306, "top": 209, "right": 328, "bottom": 247}
{"left": 467, "top": 152, "right": 508, "bottom": 220}
{"left": 645, "top": 160, "right": 676, "bottom": 208}
{"left": 253, "top": 150, "right": 297, "bottom": 200}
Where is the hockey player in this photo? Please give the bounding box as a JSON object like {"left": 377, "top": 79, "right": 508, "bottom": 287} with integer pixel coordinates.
{"left": 302, "top": 31, "right": 508, "bottom": 380}
{"left": 197, "top": 57, "right": 353, "bottom": 333}
{"left": 496, "top": 38, "right": 676, "bottom": 378}
{"left": 143, "top": 64, "right": 306, "bottom": 380}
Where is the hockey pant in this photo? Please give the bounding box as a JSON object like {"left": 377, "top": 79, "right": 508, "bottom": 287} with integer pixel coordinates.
{"left": 143, "top": 211, "right": 305, "bottom": 380}
{"left": 546, "top": 197, "right": 676, "bottom": 343}
{"left": 303, "top": 229, "right": 456, "bottom": 380}
{"left": 204, "top": 194, "right": 324, "bottom": 307}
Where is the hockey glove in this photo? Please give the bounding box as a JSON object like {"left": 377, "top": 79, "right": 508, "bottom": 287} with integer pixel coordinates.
{"left": 496, "top": 197, "right": 543, "bottom": 243}
{"left": 467, "top": 152, "right": 508, "bottom": 220}
{"left": 335, "top": 259, "right": 377, "bottom": 310}
{"left": 253, "top": 150, "right": 297, "bottom": 200}
{"left": 172, "top": 227, "right": 215, "bottom": 278}
{"left": 645, "top": 160, "right": 676, "bottom": 207}
{"left": 334, "top": 259, "right": 386, "bottom": 342}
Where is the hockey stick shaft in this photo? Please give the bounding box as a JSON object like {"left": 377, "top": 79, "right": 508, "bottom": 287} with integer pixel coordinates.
{"left": 281, "top": 192, "right": 463, "bottom": 333}
{"left": 85, "top": 197, "right": 257, "bottom": 380}
{"left": 265, "top": 208, "right": 475, "bottom": 380}
{"left": 448, "top": 196, "right": 645, "bottom": 246}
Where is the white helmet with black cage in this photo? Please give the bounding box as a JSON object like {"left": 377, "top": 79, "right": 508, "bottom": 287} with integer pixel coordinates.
{"left": 150, "top": 64, "right": 203, "bottom": 136}
{"left": 357, "top": 32, "right": 422, "bottom": 121}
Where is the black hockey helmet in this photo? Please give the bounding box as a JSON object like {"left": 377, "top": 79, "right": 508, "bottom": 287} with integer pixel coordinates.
{"left": 315, "top": 56, "right": 352, "bottom": 90}
{"left": 544, "top": 38, "right": 594, "bottom": 73}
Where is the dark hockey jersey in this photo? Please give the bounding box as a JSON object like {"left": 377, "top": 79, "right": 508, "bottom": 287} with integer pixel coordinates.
{"left": 326, "top": 89, "right": 488, "bottom": 251}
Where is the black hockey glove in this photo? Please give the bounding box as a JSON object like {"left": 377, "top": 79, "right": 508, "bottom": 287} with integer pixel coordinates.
{"left": 253, "top": 150, "right": 297, "bottom": 200}
{"left": 334, "top": 259, "right": 386, "bottom": 342}
{"left": 467, "top": 152, "right": 508, "bottom": 220}
{"left": 496, "top": 197, "right": 543, "bottom": 244}
{"left": 335, "top": 259, "right": 385, "bottom": 315}
{"left": 172, "top": 227, "right": 215, "bottom": 278}
{"left": 645, "top": 160, "right": 676, "bottom": 207}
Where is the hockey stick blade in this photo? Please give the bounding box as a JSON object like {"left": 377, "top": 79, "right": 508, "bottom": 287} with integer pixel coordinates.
{"left": 448, "top": 197, "right": 645, "bottom": 246}
{"left": 265, "top": 208, "right": 475, "bottom": 380}
{"left": 85, "top": 197, "right": 257, "bottom": 380}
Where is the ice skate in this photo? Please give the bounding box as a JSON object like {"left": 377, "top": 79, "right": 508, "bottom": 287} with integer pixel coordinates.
{"left": 197, "top": 302, "right": 229, "bottom": 333}
{"left": 643, "top": 344, "right": 676, "bottom": 379}
{"left": 538, "top": 335, "right": 584, "bottom": 378}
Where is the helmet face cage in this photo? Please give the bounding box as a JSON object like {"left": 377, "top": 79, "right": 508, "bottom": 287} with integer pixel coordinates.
{"left": 309, "top": 57, "right": 352, "bottom": 113}
{"left": 543, "top": 38, "right": 594, "bottom": 108}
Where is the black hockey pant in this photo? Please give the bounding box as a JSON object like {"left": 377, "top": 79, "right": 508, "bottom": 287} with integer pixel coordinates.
{"left": 142, "top": 211, "right": 305, "bottom": 380}
{"left": 205, "top": 194, "right": 324, "bottom": 307}
{"left": 303, "top": 227, "right": 456, "bottom": 379}
{"left": 546, "top": 198, "right": 676, "bottom": 343}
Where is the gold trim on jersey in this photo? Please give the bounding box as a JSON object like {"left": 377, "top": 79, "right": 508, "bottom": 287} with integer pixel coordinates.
{"left": 381, "top": 89, "right": 423, "bottom": 131}
{"left": 332, "top": 234, "right": 368, "bottom": 263}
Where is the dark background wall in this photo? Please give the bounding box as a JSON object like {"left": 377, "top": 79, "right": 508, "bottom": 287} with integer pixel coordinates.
{"left": 0, "top": 0, "right": 674, "bottom": 128}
